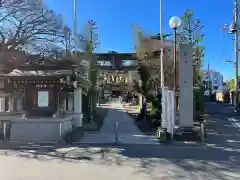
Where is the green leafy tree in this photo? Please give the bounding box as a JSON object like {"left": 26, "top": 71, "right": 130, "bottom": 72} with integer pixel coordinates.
{"left": 180, "top": 9, "right": 205, "bottom": 120}
{"left": 133, "top": 27, "right": 161, "bottom": 109}
{"left": 133, "top": 25, "right": 174, "bottom": 88}
{"left": 132, "top": 64, "right": 157, "bottom": 102}
{"left": 193, "top": 46, "right": 204, "bottom": 85}
{"left": 180, "top": 9, "right": 204, "bottom": 46}
{"left": 134, "top": 26, "right": 170, "bottom": 62}
{"left": 229, "top": 79, "right": 235, "bottom": 92}
{"left": 132, "top": 64, "right": 162, "bottom": 126}
{"left": 150, "top": 33, "right": 172, "bottom": 40}
{"left": 77, "top": 20, "right": 99, "bottom": 120}
{"left": 180, "top": 9, "right": 204, "bottom": 86}
{"left": 229, "top": 78, "right": 240, "bottom": 92}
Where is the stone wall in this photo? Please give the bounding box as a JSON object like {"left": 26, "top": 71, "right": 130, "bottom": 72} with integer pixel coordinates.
{"left": 0, "top": 112, "right": 24, "bottom": 139}
{"left": 8, "top": 116, "right": 73, "bottom": 142}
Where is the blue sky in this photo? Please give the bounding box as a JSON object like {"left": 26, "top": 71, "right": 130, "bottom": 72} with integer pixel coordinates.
{"left": 44, "top": 0, "right": 235, "bottom": 80}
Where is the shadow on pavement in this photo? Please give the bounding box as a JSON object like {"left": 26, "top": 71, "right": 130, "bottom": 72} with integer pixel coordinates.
{"left": 0, "top": 101, "right": 240, "bottom": 179}
{"left": 204, "top": 102, "right": 240, "bottom": 150}
{"left": 0, "top": 142, "right": 239, "bottom": 179}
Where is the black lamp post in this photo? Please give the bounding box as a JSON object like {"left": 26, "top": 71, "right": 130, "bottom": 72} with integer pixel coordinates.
{"left": 169, "top": 16, "right": 182, "bottom": 110}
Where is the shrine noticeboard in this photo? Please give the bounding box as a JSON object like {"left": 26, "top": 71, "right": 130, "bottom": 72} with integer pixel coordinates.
{"left": 37, "top": 91, "right": 49, "bottom": 107}
{"left": 161, "top": 87, "right": 175, "bottom": 134}
{"left": 161, "top": 87, "right": 169, "bottom": 129}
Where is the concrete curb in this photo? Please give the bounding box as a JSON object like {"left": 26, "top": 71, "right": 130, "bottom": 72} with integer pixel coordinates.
{"left": 0, "top": 140, "right": 209, "bottom": 150}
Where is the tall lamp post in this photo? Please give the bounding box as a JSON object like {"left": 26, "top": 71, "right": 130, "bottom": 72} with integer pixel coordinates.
{"left": 169, "top": 16, "right": 182, "bottom": 109}
{"left": 73, "top": 0, "right": 77, "bottom": 114}
{"left": 73, "top": 0, "right": 77, "bottom": 63}
{"left": 160, "top": 0, "right": 164, "bottom": 89}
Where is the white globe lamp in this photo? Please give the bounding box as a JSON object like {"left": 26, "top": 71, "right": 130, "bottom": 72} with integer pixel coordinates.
{"left": 169, "top": 16, "right": 182, "bottom": 29}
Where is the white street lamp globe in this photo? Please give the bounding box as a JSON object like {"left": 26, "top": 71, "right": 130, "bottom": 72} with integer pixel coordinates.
{"left": 169, "top": 16, "right": 182, "bottom": 29}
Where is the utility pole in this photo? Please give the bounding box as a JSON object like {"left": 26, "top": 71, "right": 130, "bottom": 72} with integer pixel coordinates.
{"left": 207, "top": 63, "right": 211, "bottom": 95}
{"left": 222, "top": 0, "right": 239, "bottom": 111}
{"left": 233, "top": 0, "right": 239, "bottom": 112}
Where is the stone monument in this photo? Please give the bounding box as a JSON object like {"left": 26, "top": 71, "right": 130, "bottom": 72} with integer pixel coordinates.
{"left": 179, "top": 44, "right": 193, "bottom": 127}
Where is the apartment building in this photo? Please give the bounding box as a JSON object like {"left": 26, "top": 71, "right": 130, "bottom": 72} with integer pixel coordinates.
{"left": 202, "top": 70, "right": 223, "bottom": 90}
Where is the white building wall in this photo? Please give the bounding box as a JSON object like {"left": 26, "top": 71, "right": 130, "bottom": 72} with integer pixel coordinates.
{"left": 203, "top": 71, "right": 223, "bottom": 90}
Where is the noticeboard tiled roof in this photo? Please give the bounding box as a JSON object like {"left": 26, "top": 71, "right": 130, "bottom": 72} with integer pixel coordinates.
{"left": 6, "top": 69, "right": 72, "bottom": 76}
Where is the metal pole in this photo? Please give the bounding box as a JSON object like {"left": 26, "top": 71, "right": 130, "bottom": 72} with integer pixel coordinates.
{"left": 74, "top": 0, "right": 77, "bottom": 62}
{"left": 234, "top": 0, "right": 239, "bottom": 112}
{"left": 207, "top": 63, "right": 211, "bottom": 95}
{"left": 115, "top": 121, "right": 119, "bottom": 143}
{"left": 73, "top": 0, "right": 77, "bottom": 115}
{"left": 172, "top": 27, "right": 177, "bottom": 141}
{"left": 159, "top": 0, "right": 165, "bottom": 137}
{"left": 200, "top": 122, "right": 205, "bottom": 144}
{"left": 160, "top": 0, "right": 164, "bottom": 88}
{"left": 3, "top": 121, "right": 6, "bottom": 142}
{"left": 173, "top": 28, "right": 177, "bottom": 104}
{"left": 59, "top": 122, "right": 62, "bottom": 137}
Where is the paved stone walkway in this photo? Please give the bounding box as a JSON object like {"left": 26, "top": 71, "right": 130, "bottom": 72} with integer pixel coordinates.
{"left": 81, "top": 100, "right": 159, "bottom": 144}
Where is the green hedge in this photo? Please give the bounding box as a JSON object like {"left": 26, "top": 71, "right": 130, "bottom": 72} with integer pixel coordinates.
{"left": 193, "top": 86, "right": 204, "bottom": 122}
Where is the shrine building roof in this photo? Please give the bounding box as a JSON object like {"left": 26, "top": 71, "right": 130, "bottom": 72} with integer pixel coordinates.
{"left": 6, "top": 69, "right": 72, "bottom": 77}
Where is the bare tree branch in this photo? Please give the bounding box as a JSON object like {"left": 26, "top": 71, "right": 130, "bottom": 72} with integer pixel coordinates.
{"left": 0, "top": 0, "right": 66, "bottom": 51}
{"left": 32, "top": 43, "right": 64, "bottom": 59}
{"left": 77, "top": 20, "right": 100, "bottom": 52}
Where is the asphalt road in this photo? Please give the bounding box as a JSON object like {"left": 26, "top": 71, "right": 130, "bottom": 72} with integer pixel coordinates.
{"left": 204, "top": 102, "right": 240, "bottom": 149}
{"left": 0, "top": 102, "right": 240, "bottom": 180}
